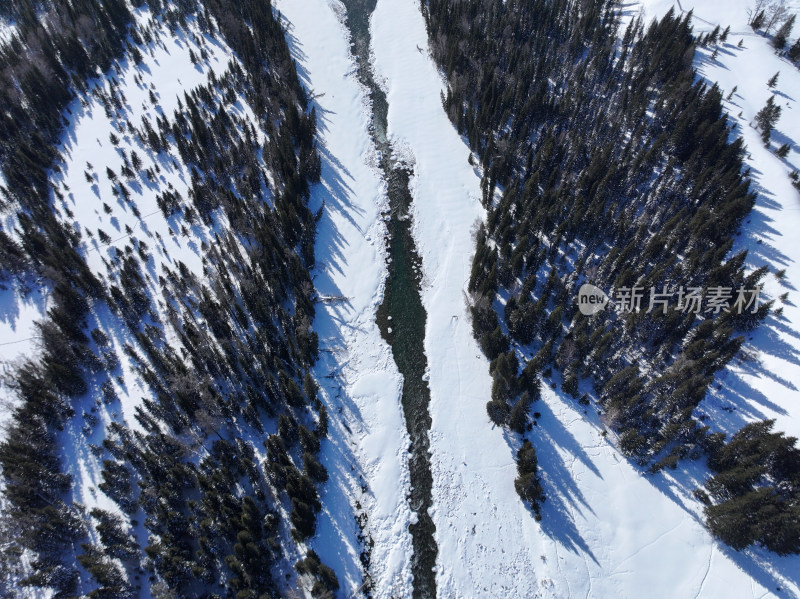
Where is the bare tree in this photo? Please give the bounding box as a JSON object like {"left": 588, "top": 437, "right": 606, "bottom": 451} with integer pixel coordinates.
{"left": 765, "top": 0, "right": 791, "bottom": 32}
{"left": 746, "top": 0, "right": 770, "bottom": 24}
{"left": 748, "top": 0, "right": 791, "bottom": 32}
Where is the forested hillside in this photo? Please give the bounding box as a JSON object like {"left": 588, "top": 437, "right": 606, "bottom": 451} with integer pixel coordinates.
{"left": 424, "top": 0, "right": 800, "bottom": 554}
{"left": 0, "top": 0, "right": 338, "bottom": 596}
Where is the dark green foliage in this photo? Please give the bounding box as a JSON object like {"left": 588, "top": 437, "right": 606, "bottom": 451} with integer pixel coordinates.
{"left": 480, "top": 326, "right": 510, "bottom": 361}
{"left": 562, "top": 368, "right": 579, "bottom": 399}
{"left": 89, "top": 509, "right": 138, "bottom": 561}
{"left": 0, "top": 0, "right": 336, "bottom": 593}
{"left": 486, "top": 399, "right": 511, "bottom": 426}
{"left": 514, "top": 440, "right": 545, "bottom": 519}
{"left": 490, "top": 350, "right": 519, "bottom": 401}
{"left": 77, "top": 544, "right": 134, "bottom": 599}
{"left": 755, "top": 95, "right": 781, "bottom": 144}
{"left": 789, "top": 38, "right": 800, "bottom": 62}
{"left": 773, "top": 15, "right": 795, "bottom": 50}
{"left": 98, "top": 460, "right": 137, "bottom": 515}
{"left": 432, "top": 0, "right": 759, "bottom": 462}
{"left": 704, "top": 420, "right": 800, "bottom": 554}
{"left": 509, "top": 392, "right": 533, "bottom": 434}
{"left": 296, "top": 550, "right": 340, "bottom": 598}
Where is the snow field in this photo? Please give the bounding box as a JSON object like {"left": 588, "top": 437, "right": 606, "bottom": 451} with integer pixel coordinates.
{"left": 274, "top": 0, "right": 415, "bottom": 595}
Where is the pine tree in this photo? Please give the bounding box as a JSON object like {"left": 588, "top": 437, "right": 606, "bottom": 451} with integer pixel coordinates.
{"left": 773, "top": 14, "right": 795, "bottom": 49}
{"left": 514, "top": 440, "right": 545, "bottom": 519}
{"left": 789, "top": 38, "right": 800, "bottom": 62}
{"left": 755, "top": 95, "right": 781, "bottom": 144}
{"left": 704, "top": 420, "right": 800, "bottom": 554}
{"left": 767, "top": 71, "right": 780, "bottom": 88}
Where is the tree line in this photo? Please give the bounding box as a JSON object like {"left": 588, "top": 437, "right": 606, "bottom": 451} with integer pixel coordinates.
{"left": 423, "top": 0, "right": 798, "bottom": 553}
{"left": 0, "top": 0, "right": 340, "bottom": 596}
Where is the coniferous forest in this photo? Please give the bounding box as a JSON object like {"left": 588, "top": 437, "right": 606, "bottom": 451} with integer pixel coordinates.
{"left": 1, "top": 0, "right": 799, "bottom": 596}
{"left": 423, "top": 0, "right": 799, "bottom": 553}
{"left": 0, "top": 0, "right": 336, "bottom": 596}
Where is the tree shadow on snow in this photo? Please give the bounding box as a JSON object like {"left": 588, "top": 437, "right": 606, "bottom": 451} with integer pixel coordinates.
{"left": 502, "top": 388, "right": 600, "bottom": 566}
{"left": 280, "top": 16, "right": 384, "bottom": 595}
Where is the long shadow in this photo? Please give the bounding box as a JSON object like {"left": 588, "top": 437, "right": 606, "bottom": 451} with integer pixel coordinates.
{"left": 279, "top": 13, "right": 391, "bottom": 596}
{"left": 521, "top": 416, "right": 600, "bottom": 565}
{"left": 495, "top": 365, "right": 600, "bottom": 564}
{"left": 649, "top": 457, "right": 800, "bottom": 594}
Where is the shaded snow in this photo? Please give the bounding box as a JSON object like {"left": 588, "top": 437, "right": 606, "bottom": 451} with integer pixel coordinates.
{"left": 371, "top": 0, "right": 799, "bottom": 596}
{"left": 275, "top": 0, "right": 415, "bottom": 596}
{"left": 631, "top": 0, "right": 800, "bottom": 443}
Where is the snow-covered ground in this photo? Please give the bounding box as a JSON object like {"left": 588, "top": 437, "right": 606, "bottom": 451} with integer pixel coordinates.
{"left": 274, "top": 0, "right": 414, "bottom": 596}
{"left": 632, "top": 0, "right": 800, "bottom": 442}
{"left": 3, "top": 0, "right": 799, "bottom": 595}
{"left": 0, "top": 281, "right": 46, "bottom": 430}
{"left": 370, "top": 0, "right": 800, "bottom": 596}
{"left": 0, "top": 16, "right": 16, "bottom": 43}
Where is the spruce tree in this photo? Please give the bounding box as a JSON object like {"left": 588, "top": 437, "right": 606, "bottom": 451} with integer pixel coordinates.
{"left": 514, "top": 440, "right": 545, "bottom": 519}
{"left": 755, "top": 95, "right": 781, "bottom": 144}
{"left": 767, "top": 71, "right": 780, "bottom": 88}
{"left": 789, "top": 38, "right": 800, "bottom": 62}
{"left": 773, "top": 14, "right": 795, "bottom": 49}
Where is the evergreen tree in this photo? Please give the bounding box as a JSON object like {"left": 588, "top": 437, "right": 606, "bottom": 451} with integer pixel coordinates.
{"left": 704, "top": 420, "right": 800, "bottom": 554}
{"left": 514, "top": 440, "right": 545, "bottom": 519}
{"left": 767, "top": 71, "right": 780, "bottom": 88}
{"left": 789, "top": 38, "right": 800, "bottom": 62}
{"left": 755, "top": 95, "right": 781, "bottom": 143}
{"left": 773, "top": 14, "right": 796, "bottom": 49}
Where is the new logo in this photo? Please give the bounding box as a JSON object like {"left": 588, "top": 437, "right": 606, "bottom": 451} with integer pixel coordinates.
{"left": 577, "top": 283, "right": 609, "bottom": 316}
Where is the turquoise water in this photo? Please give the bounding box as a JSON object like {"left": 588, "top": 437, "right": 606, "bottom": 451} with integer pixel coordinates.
{"left": 338, "top": 1, "right": 437, "bottom": 596}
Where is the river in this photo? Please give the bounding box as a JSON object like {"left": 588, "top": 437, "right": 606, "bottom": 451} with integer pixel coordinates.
{"left": 338, "top": 0, "right": 437, "bottom": 597}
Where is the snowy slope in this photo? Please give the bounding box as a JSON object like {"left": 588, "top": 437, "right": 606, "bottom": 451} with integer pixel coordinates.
{"left": 39, "top": 2, "right": 416, "bottom": 594}
{"left": 3, "top": 9, "right": 224, "bottom": 488}
{"left": 274, "top": 1, "right": 415, "bottom": 596}
{"left": 370, "top": 0, "right": 800, "bottom": 596}
{"left": 0, "top": 281, "right": 46, "bottom": 430}
{"left": 39, "top": 20, "right": 247, "bottom": 543}
{"left": 633, "top": 0, "right": 800, "bottom": 443}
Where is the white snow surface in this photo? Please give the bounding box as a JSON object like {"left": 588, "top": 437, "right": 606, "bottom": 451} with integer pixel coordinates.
{"left": 369, "top": 0, "right": 800, "bottom": 597}
{"left": 0, "top": 17, "right": 15, "bottom": 43}
{"left": 1, "top": 0, "right": 798, "bottom": 596}
{"left": 275, "top": 0, "right": 415, "bottom": 596}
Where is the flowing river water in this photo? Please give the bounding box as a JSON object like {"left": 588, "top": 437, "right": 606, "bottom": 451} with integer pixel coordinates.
{"left": 338, "top": 0, "right": 437, "bottom": 596}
